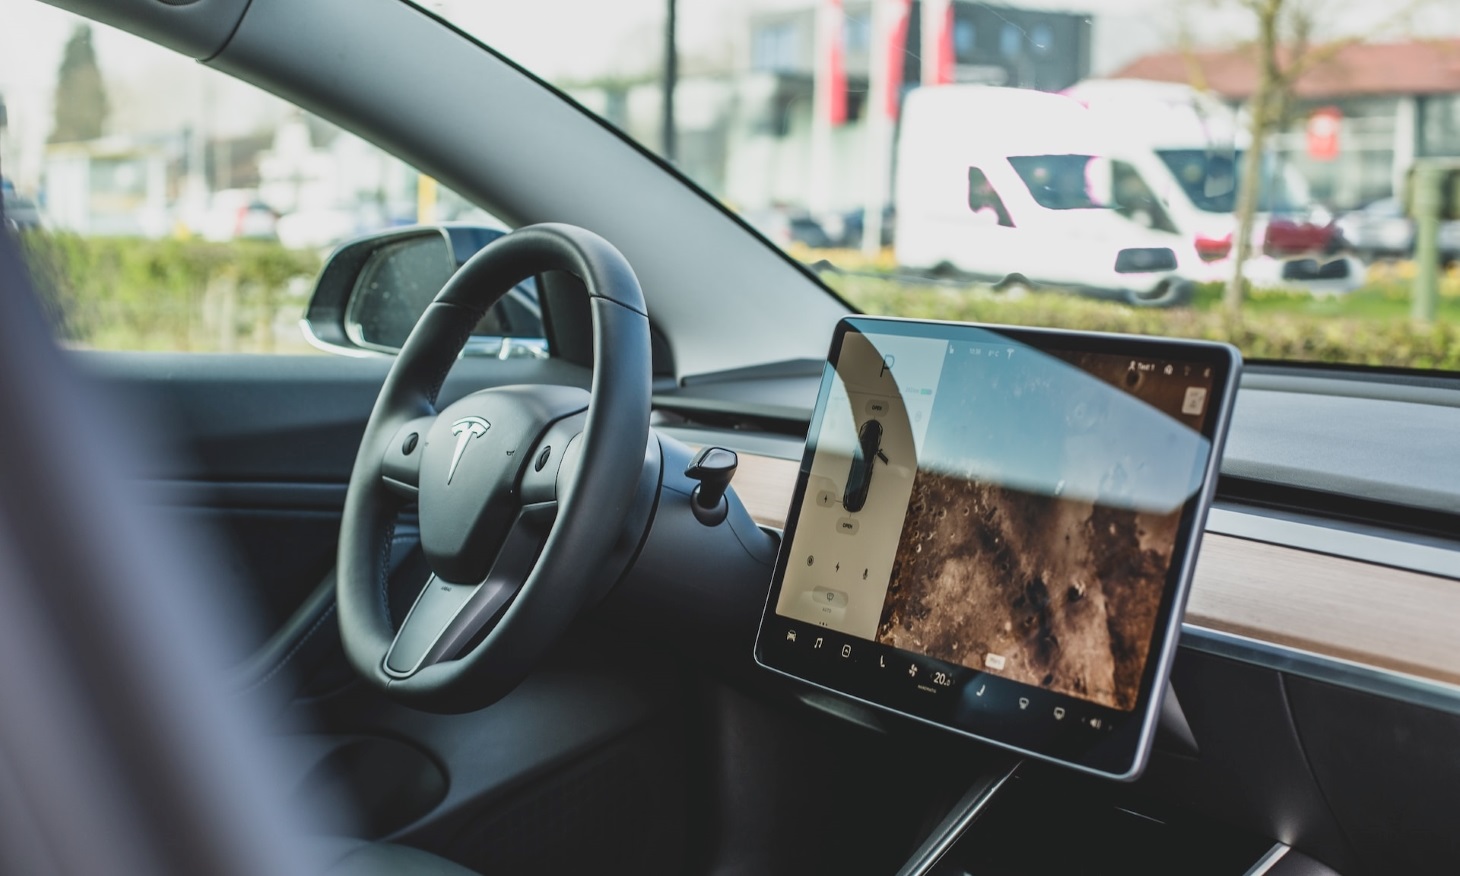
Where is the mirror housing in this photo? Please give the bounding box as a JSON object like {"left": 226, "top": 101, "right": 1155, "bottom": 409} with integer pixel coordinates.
{"left": 301, "top": 224, "right": 546, "bottom": 358}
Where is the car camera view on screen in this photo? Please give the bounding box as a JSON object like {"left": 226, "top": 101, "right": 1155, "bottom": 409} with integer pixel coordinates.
{"left": 760, "top": 317, "right": 1236, "bottom": 777}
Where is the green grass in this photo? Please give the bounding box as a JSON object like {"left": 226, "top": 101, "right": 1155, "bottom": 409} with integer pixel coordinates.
{"left": 825, "top": 272, "right": 1460, "bottom": 372}
{"left": 1189, "top": 281, "right": 1460, "bottom": 323}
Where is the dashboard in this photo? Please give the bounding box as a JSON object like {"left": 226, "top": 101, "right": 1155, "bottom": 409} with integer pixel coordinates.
{"left": 643, "top": 360, "right": 1460, "bottom": 874}
{"left": 655, "top": 359, "right": 1460, "bottom": 698}
{"left": 730, "top": 452, "right": 1460, "bottom": 694}
{"left": 89, "top": 339, "right": 1460, "bottom": 876}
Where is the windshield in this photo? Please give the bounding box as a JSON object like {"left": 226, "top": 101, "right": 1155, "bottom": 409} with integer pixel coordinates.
{"left": 6, "top": 0, "right": 1460, "bottom": 372}
{"left": 1157, "top": 149, "right": 1305, "bottom": 214}
{"left": 409, "top": 0, "right": 1456, "bottom": 373}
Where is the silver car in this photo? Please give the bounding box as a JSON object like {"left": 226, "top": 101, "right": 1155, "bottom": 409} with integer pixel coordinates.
{"left": 1337, "top": 197, "right": 1460, "bottom": 262}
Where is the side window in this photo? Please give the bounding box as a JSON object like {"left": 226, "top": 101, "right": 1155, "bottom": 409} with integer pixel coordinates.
{"left": 4, "top": 11, "right": 533, "bottom": 355}
{"left": 967, "top": 167, "right": 1015, "bottom": 227}
{"left": 1111, "top": 161, "right": 1178, "bottom": 234}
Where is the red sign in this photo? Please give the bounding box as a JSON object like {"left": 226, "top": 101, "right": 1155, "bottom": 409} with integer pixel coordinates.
{"left": 924, "top": 0, "right": 955, "bottom": 86}
{"left": 817, "top": 0, "right": 852, "bottom": 126}
{"left": 818, "top": 0, "right": 848, "bottom": 126}
{"left": 934, "top": 2, "right": 955, "bottom": 85}
{"left": 1307, "top": 106, "right": 1342, "bottom": 161}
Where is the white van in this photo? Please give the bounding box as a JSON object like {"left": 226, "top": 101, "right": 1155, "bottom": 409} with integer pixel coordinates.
{"left": 1065, "top": 79, "right": 1361, "bottom": 291}
{"left": 895, "top": 86, "right": 1194, "bottom": 307}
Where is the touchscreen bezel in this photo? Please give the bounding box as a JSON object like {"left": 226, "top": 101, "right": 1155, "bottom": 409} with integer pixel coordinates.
{"left": 754, "top": 317, "right": 1241, "bottom": 780}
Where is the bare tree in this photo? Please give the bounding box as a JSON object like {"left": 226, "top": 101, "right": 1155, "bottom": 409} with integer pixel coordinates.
{"left": 1225, "top": 0, "right": 1324, "bottom": 316}
{"left": 1221, "top": 0, "right": 1423, "bottom": 317}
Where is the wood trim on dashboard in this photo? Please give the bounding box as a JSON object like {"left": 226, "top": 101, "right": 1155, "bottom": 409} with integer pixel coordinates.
{"left": 729, "top": 451, "right": 799, "bottom": 532}
{"left": 729, "top": 451, "right": 1460, "bottom": 688}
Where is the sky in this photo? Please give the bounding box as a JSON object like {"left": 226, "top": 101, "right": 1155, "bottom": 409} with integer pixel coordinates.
{"left": 3, "top": 0, "right": 1459, "bottom": 187}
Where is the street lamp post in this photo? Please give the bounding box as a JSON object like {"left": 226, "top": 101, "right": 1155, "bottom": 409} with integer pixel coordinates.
{"left": 662, "top": 0, "right": 678, "bottom": 164}
{"left": 862, "top": 0, "right": 893, "bottom": 259}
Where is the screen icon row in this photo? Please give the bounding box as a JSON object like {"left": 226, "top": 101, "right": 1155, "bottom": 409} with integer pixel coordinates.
{"left": 777, "top": 623, "right": 1118, "bottom": 735}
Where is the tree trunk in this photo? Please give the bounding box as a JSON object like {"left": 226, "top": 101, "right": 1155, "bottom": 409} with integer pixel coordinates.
{"left": 1225, "top": 93, "right": 1270, "bottom": 317}
{"left": 1225, "top": 0, "right": 1284, "bottom": 319}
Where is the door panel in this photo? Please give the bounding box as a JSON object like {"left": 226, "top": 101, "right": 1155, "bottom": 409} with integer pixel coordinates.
{"left": 82, "top": 352, "right": 590, "bottom": 481}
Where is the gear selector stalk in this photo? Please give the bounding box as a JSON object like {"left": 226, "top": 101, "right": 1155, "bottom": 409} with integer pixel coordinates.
{"left": 684, "top": 446, "right": 738, "bottom": 526}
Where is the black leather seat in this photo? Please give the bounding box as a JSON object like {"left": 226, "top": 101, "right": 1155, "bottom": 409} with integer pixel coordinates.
{"left": 308, "top": 838, "right": 479, "bottom": 876}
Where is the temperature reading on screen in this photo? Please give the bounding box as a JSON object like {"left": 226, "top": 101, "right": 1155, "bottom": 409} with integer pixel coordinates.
{"left": 930, "top": 670, "right": 953, "bottom": 688}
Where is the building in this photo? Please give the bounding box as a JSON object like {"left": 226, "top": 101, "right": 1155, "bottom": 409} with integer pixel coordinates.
{"left": 923, "top": 0, "right": 1091, "bottom": 92}
{"left": 43, "top": 137, "right": 169, "bottom": 237}
{"left": 1110, "top": 39, "right": 1460, "bottom": 211}
{"left": 724, "top": 1, "right": 1091, "bottom": 218}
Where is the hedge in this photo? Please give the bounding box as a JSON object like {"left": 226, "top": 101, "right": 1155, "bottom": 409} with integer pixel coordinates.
{"left": 826, "top": 274, "right": 1460, "bottom": 372}
{"left": 13, "top": 232, "right": 1460, "bottom": 371}
{"left": 17, "top": 232, "right": 323, "bottom": 353}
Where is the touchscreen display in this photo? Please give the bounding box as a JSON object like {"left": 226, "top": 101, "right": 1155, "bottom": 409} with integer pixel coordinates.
{"left": 756, "top": 318, "right": 1238, "bottom": 779}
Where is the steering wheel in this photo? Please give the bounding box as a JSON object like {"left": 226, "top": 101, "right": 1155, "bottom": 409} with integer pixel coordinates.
{"left": 336, "top": 224, "right": 651, "bottom": 713}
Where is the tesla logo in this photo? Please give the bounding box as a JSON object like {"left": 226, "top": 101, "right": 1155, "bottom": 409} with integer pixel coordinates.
{"left": 447, "top": 416, "right": 490, "bottom": 485}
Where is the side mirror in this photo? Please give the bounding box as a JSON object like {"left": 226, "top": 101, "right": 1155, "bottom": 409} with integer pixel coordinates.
{"left": 301, "top": 225, "right": 547, "bottom": 358}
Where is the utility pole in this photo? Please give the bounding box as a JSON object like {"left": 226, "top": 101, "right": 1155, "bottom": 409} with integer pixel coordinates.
{"left": 862, "top": 0, "right": 897, "bottom": 259}
{"left": 186, "top": 75, "right": 210, "bottom": 225}
{"left": 662, "top": 0, "right": 678, "bottom": 163}
{"left": 0, "top": 94, "right": 8, "bottom": 227}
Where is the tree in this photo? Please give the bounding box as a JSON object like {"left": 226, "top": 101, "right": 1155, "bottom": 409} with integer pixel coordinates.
{"left": 1223, "top": 0, "right": 1312, "bottom": 316}
{"left": 1219, "top": 0, "right": 1423, "bottom": 317}
{"left": 50, "top": 24, "right": 109, "bottom": 144}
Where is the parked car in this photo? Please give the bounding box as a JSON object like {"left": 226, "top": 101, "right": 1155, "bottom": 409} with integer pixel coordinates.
{"left": 2, "top": 185, "right": 44, "bottom": 230}
{"left": 743, "top": 205, "right": 834, "bottom": 250}
{"left": 197, "top": 188, "right": 279, "bottom": 242}
{"left": 275, "top": 207, "right": 361, "bottom": 249}
{"left": 827, "top": 205, "right": 896, "bottom": 249}
{"left": 1337, "top": 197, "right": 1460, "bottom": 262}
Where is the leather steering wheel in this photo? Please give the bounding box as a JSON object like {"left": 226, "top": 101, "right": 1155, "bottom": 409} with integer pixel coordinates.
{"left": 336, "top": 224, "right": 651, "bottom": 712}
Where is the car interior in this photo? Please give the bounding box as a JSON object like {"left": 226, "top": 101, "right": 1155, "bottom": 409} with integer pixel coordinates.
{"left": 4, "top": 1, "right": 1460, "bottom": 874}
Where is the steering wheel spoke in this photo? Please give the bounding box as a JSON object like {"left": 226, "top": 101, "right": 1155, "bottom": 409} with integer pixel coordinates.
{"left": 382, "top": 502, "right": 556, "bottom": 679}
{"left": 381, "top": 415, "right": 437, "bottom": 498}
